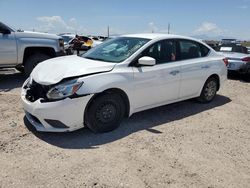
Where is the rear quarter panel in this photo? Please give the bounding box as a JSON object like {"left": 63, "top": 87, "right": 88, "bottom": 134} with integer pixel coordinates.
{"left": 199, "top": 55, "right": 227, "bottom": 94}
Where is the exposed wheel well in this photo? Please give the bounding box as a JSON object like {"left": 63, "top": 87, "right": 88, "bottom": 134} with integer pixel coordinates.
{"left": 207, "top": 74, "right": 220, "bottom": 91}
{"left": 23, "top": 47, "right": 56, "bottom": 65}
{"left": 85, "top": 88, "right": 130, "bottom": 119}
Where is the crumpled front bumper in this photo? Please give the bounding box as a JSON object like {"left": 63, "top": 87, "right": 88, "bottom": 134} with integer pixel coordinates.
{"left": 21, "top": 84, "right": 93, "bottom": 132}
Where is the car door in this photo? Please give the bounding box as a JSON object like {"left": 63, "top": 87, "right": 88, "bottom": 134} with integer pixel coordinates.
{"left": 132, "top": 40, "right": 181, "bottom": 111}
{"left": 0, "top": 22, "right": 17, "bottom": 66}
{"left": 177, "top": 39, "right": 210, "bottom": 99}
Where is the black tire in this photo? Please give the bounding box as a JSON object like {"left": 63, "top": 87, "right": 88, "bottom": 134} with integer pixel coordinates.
{"left": 24, "top": 53, "right": 50, "bottom": 76}
{"left": 198, "top": 77, "right": 218, "bottom": 103}
{"left": 85, "top": 93, "right": 125, "bottom": 133}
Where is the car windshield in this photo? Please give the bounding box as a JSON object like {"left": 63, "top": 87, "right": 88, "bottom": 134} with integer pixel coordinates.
{"left": 82, "top": 37, "right": 150, "bottom": 63}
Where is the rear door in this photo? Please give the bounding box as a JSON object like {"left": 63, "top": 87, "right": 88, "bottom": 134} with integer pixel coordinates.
{"left": 0, "top": 23, "right": 17, "bottom": 66}
{"left": 177, "top": 39, "right": 211, "bottom": 99}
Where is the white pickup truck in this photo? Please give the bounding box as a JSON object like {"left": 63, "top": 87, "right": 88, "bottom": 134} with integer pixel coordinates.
{"left": 0, "top": 22, "right": 64, "bottom": 75}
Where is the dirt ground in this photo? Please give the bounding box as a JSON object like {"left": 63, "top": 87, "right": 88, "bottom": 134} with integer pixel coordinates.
{"left": 0, "top": 69, "right": 250, "bottom": 188}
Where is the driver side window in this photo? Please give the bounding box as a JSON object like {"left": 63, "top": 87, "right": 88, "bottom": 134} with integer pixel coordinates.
{"left": 141, "top": 40, "right": 177, "bottom": 64}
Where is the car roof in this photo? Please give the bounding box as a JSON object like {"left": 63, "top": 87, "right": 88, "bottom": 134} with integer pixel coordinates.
{"left": 122, "top": 33, "right": 198, "bottom": 41}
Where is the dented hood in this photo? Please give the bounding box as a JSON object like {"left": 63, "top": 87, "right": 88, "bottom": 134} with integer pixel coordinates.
{"left": 31, "top": 55, "right": 116, "bottom": 85}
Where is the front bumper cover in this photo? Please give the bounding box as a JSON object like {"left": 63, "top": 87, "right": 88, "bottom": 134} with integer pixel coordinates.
{"left": 21, "top": 84, "right": 93, "bottom": 132}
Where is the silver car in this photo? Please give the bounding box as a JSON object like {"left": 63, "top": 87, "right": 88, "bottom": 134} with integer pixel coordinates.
{"left": 218, "top": 44, "right": 250, "bottom": 74}
{"left": 247, "top": 47, "right": 250, "bottom": 54}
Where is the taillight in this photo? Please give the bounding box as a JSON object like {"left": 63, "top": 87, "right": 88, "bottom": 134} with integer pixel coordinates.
{"left": 223, "top": 58, "right": 228, "bottom": 66}
{"left": 241, "top": 57, "right": 250, "bottom": 62}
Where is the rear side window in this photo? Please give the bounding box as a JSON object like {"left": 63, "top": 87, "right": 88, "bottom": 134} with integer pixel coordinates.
{"left": 179, "top": 40, "right": 209, "bottom": 60}
{"left": 200, "top": 44, "right": 210, "bottom": 56}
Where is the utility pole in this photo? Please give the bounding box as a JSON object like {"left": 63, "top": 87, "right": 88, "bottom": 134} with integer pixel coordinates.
{"left": 168, "top": 23, "right": 170, "bottom": 34}
{"left": 107, "top": 26, "right": 110, "bottom": 38}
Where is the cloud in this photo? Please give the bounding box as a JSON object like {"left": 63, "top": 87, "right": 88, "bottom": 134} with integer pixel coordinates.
{"left": 194, "top": 22, "right": 222, "bottom": 35}
{"left": 146, "top": 22, "right": 174, "bottom": 33}
{"left": 68, "top": 18, "right": 77, "bottom": 27}
{"left": 35, "top": 16, "right": 83, "bottom": 34}
{"left": 238, "top": 5, "right": 248, "bottom": 9}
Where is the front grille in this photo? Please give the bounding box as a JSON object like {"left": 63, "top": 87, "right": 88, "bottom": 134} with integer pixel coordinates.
{"left": 44, "top": 119, "right": 69, "bottom": 128}
{"left": 25, "top": 81, "right": 50, "bottom": 102}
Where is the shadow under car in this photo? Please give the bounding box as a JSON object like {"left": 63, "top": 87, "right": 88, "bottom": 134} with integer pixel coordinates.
{"left": 24, "top": 94, "right": 231, "bottom": 149}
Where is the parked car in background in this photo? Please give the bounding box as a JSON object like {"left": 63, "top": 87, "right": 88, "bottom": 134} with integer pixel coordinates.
{"left": 70, "top": 35, "right": 93, "bottom": 52}
{"left": 21, "top": 34, "right": 227, "bottom": 133}
{"left": 59, "top": 33, "right": 75, "bottom": 44}
{"left": 89, "top": 36, "right": 103, "bottom": 48}
{"left": 218, "top": 43, "right": 250, "bottom": 74}
{"left": 58, "top": 33, "right": 75, "bottom": 55}
{"left": 205, "top": 41, "right": 219, "bottom": 51}
{"left": 247, "top": 47, "right": 250, "bottom": 54}
{"left": 0, "top": 22, "right": 64, "bottom": 75}
{"left": 220, "top": 39, "right": 238, "bottom": 45}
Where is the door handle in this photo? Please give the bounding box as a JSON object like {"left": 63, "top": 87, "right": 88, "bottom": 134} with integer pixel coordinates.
{"left": 169, "top": 70, "right": 180, "bottom": 75}
{"left": 201, "top": 65, "right": 210, "bottom": 69}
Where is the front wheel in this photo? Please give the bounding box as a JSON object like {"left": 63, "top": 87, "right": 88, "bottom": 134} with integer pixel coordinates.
{"left": 24, "top": 53, "right": 50, "bottom": 76}
{"left": 198, "top": 77, "right": 218, "bottom": 103}
{"left": 85, "top": 93, "right": 125, "bottom": 133}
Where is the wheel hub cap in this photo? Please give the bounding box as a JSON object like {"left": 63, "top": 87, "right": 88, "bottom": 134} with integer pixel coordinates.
{"left": 205, "top": 81, "right": 216, "bottom": 100}
{"left": 96, "top": 103, "right": 116, "bottom": 123}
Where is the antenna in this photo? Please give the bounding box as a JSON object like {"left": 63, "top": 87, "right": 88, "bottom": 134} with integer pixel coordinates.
{"left": 168, "top": 23, "right": 170, "bottom": 34}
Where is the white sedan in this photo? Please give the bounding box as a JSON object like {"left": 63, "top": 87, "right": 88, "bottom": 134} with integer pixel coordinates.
{"left": 21, "top": 34, "right": 227, "bottom": 133}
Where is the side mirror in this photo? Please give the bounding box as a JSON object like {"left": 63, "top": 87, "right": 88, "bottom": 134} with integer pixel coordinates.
{"left": 138, "top": 56, "right": 156, "bottom": 66}
{"left": 0, "top": 29, "right": 11, "bottom": 35}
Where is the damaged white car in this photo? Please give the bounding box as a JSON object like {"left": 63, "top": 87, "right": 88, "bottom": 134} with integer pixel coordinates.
{"left": 21, "top": 34, "right": 227, "bottom": 133}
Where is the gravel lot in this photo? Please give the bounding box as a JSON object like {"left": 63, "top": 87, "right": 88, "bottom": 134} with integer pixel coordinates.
{"left": 0, "top": 69, "right": 250, "bottom": 188}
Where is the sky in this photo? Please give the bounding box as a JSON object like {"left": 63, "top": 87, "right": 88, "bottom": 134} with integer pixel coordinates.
{"left": 0, "top": 0, "right": 250, "bottom": 40}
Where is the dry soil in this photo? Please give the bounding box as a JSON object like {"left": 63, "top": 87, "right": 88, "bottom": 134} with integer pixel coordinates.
{"left": 0, "top": 70, "right": 250, "bottom": 188}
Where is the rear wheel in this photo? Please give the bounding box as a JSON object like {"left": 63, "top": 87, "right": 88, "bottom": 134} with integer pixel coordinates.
{"left": 24, "top": 53, "right": 50, "bottom": 76}
{"left": 85, "top": 93, "right": 125, "bottom": 133}
{"left": 198, "top": 77, "right": 218, "bottom": 103}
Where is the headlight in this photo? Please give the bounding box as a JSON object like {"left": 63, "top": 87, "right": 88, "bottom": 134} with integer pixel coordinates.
{"left": 46, "top": 79, "right": 83, "bottom": 100}
{"left": 23, "top": 77, "right": 32, "bottom": 88}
